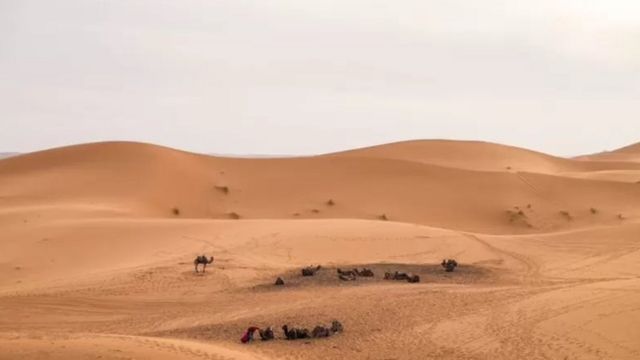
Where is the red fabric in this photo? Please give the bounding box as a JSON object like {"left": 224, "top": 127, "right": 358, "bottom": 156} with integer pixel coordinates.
{"left": 240, "top": 327, "right": 259, "bottom": 343}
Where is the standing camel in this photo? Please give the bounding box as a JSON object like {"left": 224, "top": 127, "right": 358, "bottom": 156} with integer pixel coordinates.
{"left": 194, "top": 255, "right": 214, "bottom": 273}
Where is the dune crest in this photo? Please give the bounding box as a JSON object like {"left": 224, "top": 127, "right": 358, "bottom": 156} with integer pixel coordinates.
{"left": 575, "top": 141, "right": 640, "bottom": 163}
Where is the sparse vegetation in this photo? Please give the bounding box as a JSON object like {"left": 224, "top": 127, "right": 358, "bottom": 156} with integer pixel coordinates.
{"left": 214, "top": 185, "right": 229, "bottom": 194}
{"left": 506, "top": 209, "right": 532, "bottom": 228}
{"left": 506, "top": 166, "right": 512, "bottom": 170}
{"left": 527, "top": 204, "right": 532, "bottom": 209}
{"left": 379, "top": 214, "right": 389, "bottom": 221}
{"left": 228, "top": 212, "right": 240, "bottom": 219}
{"left": 172, "top": 207, "right": 180, "bottom": 216}
{"left": 507, "top": 209, "right": 525, "bottom": 221}
{"left": 292, "top": 212, "right": 300, "bottom": 217}
{"left": 559, "top": 210, "right": 572, "bottom": 221}
{"left": 311, "top": 209, "right": 320, "bottom": 214}
{"left": 618, "top": 213, "right": 625, "bottom": 220}
{"left": 590, "top": 207, "right": 598, "bottom": 215}
{"left": 326, "top": 199, "right": 335, "bottom": 206}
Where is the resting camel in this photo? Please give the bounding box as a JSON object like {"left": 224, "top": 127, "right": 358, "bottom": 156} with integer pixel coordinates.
{"left": 354, "top": 268, "right": 374, "bottom": 277}
{"left": 310, "top": 320, "right": 345, "bottom": 338}
{"left": 302, "top": 265, "right": 321, "bottom": 276}
{"left": 339, "top": 273, "right": 356, "bottom": 281}
{"left": 384, "top": 271, "right": 419, "bottom": 283}
{"left": 282, "top": 325, "right": 310, "bottom": 340}
{"left": 259, "top": 326, "right": 275, "bottom": 341}
{"left": 194, "top": 255, "right": 214, "bottom": 273}
{"left": 384, "top": 271, "right": 410, "bottom": 281}
{"left": 311, "top": 325, "right": 331, "bottom": 338}
{"left": 330, "top": 320, "right": 344, "bottom": 333}
{"left": 441, "top": 259, "right": 458, "bottom": 272}
{"left": 337, "top": 268, "right": 356, "bottom": 277}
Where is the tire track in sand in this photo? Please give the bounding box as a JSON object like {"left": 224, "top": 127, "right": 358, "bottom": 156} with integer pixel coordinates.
{"left": 93, "top": 334, "right": 274, "bottom": 360}
{"left": 461, "top": 233, "right": 542, "bottom": 282}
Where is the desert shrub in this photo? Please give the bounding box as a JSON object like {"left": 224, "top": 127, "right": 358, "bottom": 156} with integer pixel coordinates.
{"left": 507, "top": 209, "right": 526, "bottom": 222}
{"left": 559, "top": 210, "right": 572, "bottom": 220}
{"left": 172, "top": 207, "right": 180, "bottom": 216}
{"left": 214, "top": 185, "right": 229, "bottom": 194}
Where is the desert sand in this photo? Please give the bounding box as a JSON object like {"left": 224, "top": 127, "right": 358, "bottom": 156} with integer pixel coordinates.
{"left": 1, "top": 140, "right": 639, "bottom": 359}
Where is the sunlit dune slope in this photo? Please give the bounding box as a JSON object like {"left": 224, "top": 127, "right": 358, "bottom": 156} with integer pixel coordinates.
{"left": 331, "top": 139, "right": 640, "bottom": 173}
{"left": 576, "top": 141, "right": 640, "bottom": 163}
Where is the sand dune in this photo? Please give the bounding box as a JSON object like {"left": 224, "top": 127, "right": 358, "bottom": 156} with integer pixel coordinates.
{"left": 333, "top": 139, "right": 640, "bottom": 173}
{"left": 1, "top": 140, "right": 640, "bottom": 359}
{"left": 2, "top": 141, "right": 639, "bottom": 234}
{"left": 576, "top": 142, "right": 640, "bottom": 163}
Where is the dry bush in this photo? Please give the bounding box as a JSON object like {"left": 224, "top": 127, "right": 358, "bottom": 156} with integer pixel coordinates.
{"left": 507, "top": 209, "right": 526, "bottom": 222}
{"left": 590, "top": 207, "right": 598, "bottom": 214}
{"left": 172, "top": 207, "right": 180, "bottom": 216}
{"left": 559, "top": 210, "right": 572, "bottom": 221}
{"left": 379, "top": 213, "right": 389, "bottom": 221}
{"left": 228, "top": 212, "right": 240, "bottom": 219}
{"left": 214, "top": 185, "right": 230, "bottom": 194}
{"left": 506, "top": 209, "right": 533, "bottom": 228}
{"left": 326, "top": 199, "right": 335, "bottom": 206}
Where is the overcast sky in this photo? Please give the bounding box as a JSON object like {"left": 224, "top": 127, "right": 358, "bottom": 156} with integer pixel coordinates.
{"left": 1, "top": 0, "right": 639, "bottom": 156}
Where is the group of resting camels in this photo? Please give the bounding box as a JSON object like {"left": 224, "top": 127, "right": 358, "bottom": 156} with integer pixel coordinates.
{"left": 241, "top": 320, "right": 344, "bottom": 343}
{"left": 192, "top": 255, "right": 458, "bottom": 344}
{"left": 294, "top": 259, "right": 459, "bottom": 284}
{"left": 195, "top": 255, "right": 459, "bottom": 279}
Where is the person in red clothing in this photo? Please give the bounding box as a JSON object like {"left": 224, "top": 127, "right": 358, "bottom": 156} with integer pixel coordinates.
{"left": 240, "top": 326, "right": 260, "bottom": 343}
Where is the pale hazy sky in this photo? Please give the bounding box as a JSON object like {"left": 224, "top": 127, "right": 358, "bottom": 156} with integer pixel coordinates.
{"left": 1, "top": 0, "right": 639, "bottom": 156}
